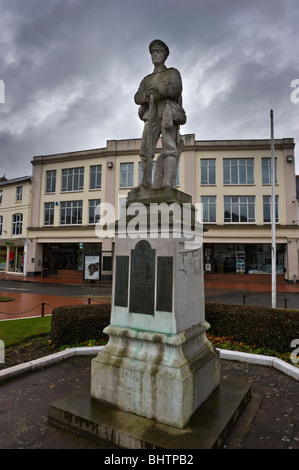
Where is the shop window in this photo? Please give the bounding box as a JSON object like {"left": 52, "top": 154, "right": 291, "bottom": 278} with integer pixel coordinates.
{"left": 89, "top": 199, "right": 101, "bottom": 224}
{"left": 16, "top": 186, "right": 23, "bottom": 201}
{"left": 44, "top": 202, "right": 54, "bottom": 225}
{"left": 12, "top": 213, "right": 23, "bottom": 235}
{"left": 263, "top": 195, "right": 279, "bottom": 222}
{"left": 224, "top": 196, "right": 255, "bottom": 223}
{"left": 45, "top": 170, "right": 56, "bottom": 193}
{"left": 90, "top": 165, "right": 102, "bottom": 190}
{"left": 62, "top": 167, "right": 84, "bottom": 192}
{"left": 223, "top": 159, "right": 254, "bottom": 185}
{"left": 0, "top": 247, "right": 6, "bottom": 271}
{"left": 201, "top": 159, "right": 216, "bottom": 185}
{"left": 262, "top": 158, "right": 277, "bottom": 184}
{"left": 201, "top": 196, "right": 216, "bottom": 222}
{"left": 60, "top": 201, "right": 83, "bottom": 225}
{"left": 120, "top": 163, "right": 134, "bottom": 188}
{"left": 8, "top": 246, "right": 24, "bottom": 272}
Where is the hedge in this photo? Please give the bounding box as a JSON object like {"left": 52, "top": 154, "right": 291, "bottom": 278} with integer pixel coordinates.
{"left": 50, "top": 301, "right": 299, "bottom": 353}
{"left": 205, "top": 302, "right": 299, "bottom": 353}
{"left": 50, "top": 303, "right": 111, "bottom": 347}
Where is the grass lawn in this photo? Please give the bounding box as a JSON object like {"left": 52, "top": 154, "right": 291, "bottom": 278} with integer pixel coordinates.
{"left": 0, "top": 316, "right": 52, "bottom": 347}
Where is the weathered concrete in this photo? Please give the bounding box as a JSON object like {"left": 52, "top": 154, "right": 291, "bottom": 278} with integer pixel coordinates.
{"left": 49, "top": 377, "right": 251, "bottom": 449}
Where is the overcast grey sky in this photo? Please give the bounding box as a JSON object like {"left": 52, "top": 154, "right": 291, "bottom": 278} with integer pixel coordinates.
{"left": 1, "top": 0, "right": 299, "bottom": 179}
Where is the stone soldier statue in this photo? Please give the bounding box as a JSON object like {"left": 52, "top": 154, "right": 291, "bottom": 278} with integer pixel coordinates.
{"left": 134, "top": 40, "right": 186, "bottom": 189}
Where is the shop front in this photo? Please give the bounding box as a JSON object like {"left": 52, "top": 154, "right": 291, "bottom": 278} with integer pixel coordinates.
{"left": 0, "top": 240, "right": 28, "bottom": 275}
{"left": 42, "top": 242, "right": 113, "bottom": 279}
{"left": 203, "top": 243, "right": 285, "bottom": 275}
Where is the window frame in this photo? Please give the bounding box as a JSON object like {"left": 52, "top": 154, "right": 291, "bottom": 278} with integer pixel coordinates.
{"left": 90, "top": 165, "right": 102, "bottom": 190}
{"left": 16, "top": 186, "right": 23, "bottom": 202}
{"left": 61, "top": 167, "right": 84, "bottom": 192}
{"left": 60, "top": 200, "right": 83, "bottom": 225}
{"left": 263, "top": 195, "right": 279, "bottom": 223}
{"left": 224, "top": 196, "right": 256, "bottom": 223}
{"left": 12, "top": 213, "right": 23, "bottom": 235}
{"left": 223, "top": 158, "right": 254, "bottom": 185}
{"left": 201, "top": 196, "right": 216, "bottom": 222}
{"left": 201, "top": 159, "right": 216, "bottom": 185}
{"left": 120, "top": 163, "right": 134, "bottom": 188}
{"left": 45, "top": 170, "right": 57, "bottom": 193}
{"left": 262, "top": 158, "right": 278, "bottom": 185}
{"left": 44, "top": 202, "right": 55, "bottom": 226}
{"left": 88, "top": 199, "right": 101, "bottom": 224}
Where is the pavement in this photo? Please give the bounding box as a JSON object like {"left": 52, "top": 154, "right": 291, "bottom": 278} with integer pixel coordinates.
{"left": 0, "top": 273, "right": 299, "bottom": 450}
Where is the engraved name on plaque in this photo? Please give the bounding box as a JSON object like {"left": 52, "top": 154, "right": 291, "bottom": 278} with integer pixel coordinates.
{"left": 114, "top": 255, "right": 129, "bottom": 307}
{"left": 129, "top": 240, "right": 155, "bottom": 315}
{"left": 156, "top": 256, "right": 173, "bottom": 312}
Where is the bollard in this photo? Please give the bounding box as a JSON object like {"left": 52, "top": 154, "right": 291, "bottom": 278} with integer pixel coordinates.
{"left": 41, "top": 302, "right": 45, "bottom": 317}
{"left": 242, "top": 294, "right": 246, "bottom": 305}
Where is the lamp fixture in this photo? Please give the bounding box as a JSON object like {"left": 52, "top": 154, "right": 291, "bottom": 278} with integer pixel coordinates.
{"left": 287, "top": 155, "right": 293, "bottom": 162}
{"left": 107, "top": 162, "right": 113, "bottom": 169}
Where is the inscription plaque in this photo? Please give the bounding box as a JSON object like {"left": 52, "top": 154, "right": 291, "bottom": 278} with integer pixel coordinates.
{"left": 114, "top": 256, "right": 129, "bottom": 307}
{"left": 129, "top": 240, "right": 155, "bottom": 315}
{"left": 156, "top": 257, "right": 173, "bottom": 312}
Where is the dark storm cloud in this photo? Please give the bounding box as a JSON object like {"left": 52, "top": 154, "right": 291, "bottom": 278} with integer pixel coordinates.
{"left": 0, "top": 0, "right": 299, "bottom": 178}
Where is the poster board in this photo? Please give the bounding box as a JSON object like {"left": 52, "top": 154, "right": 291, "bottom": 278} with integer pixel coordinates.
{"left": 84, "top": 254, "right": 101, "bottom": 281}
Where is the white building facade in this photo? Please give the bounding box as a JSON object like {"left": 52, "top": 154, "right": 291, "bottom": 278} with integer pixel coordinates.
{"left": 0, "top": 176, "right": 32, "bottom": 275}
{"left": 1, "top": 134, "right": 297, "bottom": 282}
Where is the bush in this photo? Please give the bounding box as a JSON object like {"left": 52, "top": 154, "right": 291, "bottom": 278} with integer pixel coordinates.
{"left": 50, "top": 303, "right": 111, "bottom": 347}
{"left": 205, "top": 302, "right": 299, "bottom": 353}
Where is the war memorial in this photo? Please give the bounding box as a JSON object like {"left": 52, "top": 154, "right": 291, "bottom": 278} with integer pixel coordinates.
{"left": 48, "top": 40, "right": 251, "bottom": 449}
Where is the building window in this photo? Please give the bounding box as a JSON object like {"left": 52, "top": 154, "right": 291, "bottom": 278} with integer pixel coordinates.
{"left": 0, "top": 215, "right": 2, "bottom": 235}
{"left": 223, "top": 159, "right": 254, "bottom": 185}
{"left": 201, "top": 159, "right": 216, "bottom": 185}
{"left": 12, "top": 213, "right": 23, "bottom": 235}
{"left": 45, "top": 170, "right": 56, "bottom": 193}
{"left": 0, "top": 190, "right": 2, "bottom": 204}
{"left": 44, "top": 202, "right": 54, "bottom": 225}
{"left": 201, "top": 196, "right": 216, "bottom": 222}
{"left": 262, "top": 158, "right": 277, "bottom": 184}
{"left": 263, "top": 195, "right": 279, "bottom": 222}
{"left": 90, "top": 165, "right": 102, "bottom": 190}
{"left": 89, "top": 199, "right": 101, "bottom": 224}
{"left": 16, "top": 186, "right": 23, "bottom": 201}
{"left": 120, "top": 163, "right": 134, "bottom": 188}
{"left": 62, "top": 167, "right": 84, "bottom": 192}
{"left": 224, "top": 196, "right": 255, "bottom": 223}
{"left": 60, "top": 201, "right": 83, "bottom": 225}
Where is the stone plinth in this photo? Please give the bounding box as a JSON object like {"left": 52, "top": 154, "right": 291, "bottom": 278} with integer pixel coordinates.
{"left": 90, "top": 188, "right": 220, "bottom": 429}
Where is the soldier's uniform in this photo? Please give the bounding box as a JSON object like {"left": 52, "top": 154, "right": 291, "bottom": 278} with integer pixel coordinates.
{"left": 134, "top": 40, "right": 186, "bottom": 188}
